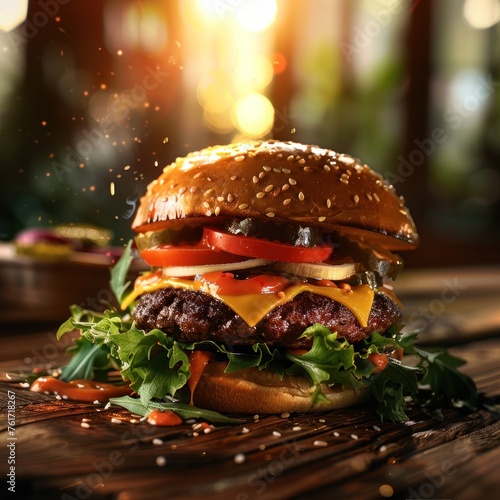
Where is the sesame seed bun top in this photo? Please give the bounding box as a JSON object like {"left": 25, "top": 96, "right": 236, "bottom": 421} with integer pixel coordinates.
{"left": 132, "top": 140, "right": 418, "bottom": 251}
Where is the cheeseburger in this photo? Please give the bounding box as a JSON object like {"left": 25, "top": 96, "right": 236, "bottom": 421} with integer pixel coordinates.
{"left": 118, "top": 140, "right": 418, "bottom": 415}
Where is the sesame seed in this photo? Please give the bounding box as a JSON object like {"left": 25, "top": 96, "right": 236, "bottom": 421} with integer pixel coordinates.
{"left": 373, "top": 193, "right": 380, "bottom": 202}
{"left": 272, "top": 431, "right": 281, "bottom": 438}
{"left": 266, "top": 212, "right": 275, "bottom": 218}
{"left": 252, "top": 176, "right": 259, "bottom": 183}
{"left": 217, "top": 196, "right": 225, "bottom": 202}
{"left": 82, "top": 418, "right": 91, "bottom": 423}
{"left": 256, "top": 192, "right": 265, "bottom": 199}
{"left": 298, "top": 158, "right": 305, "bottom": 165}
{"left": 204, "top": 188, "right": 214, "bottom": 196}
{"left": 227, "top": 194, "right": 234, "bottom": 202}
{"left": 292, "top": 426, "right": 302, "bottom": 431}
{"left": 235, "top": 155, "right": 245, "bottom": 162}
{"left": 81, "top": 422, "right": 90, "bottom": 429}
{"left": 326, "top": 199, "right": 332, "bottom": 208}
{"left": 366, "top": 193, "right": 373, "bottom": 201}
{"left": 273, "top": 167, "right": 281, "bottom": 173}
{"left": 238, "top": 203, "right": 248, "bottom": 210}
{"left": 298, "top": 191, "right": 305, "bottom": 201}
{"left": 231, "top": 175, "right": 237, "bottom": 180}
{"left": 214, "top": 206, "right": 221, "bottom": 216}
{"left": 323, "top": 165, "right": 331, "bottom": 172}
{"left": 333, "top": 431, "right": 340, "bottom": 437}
{"left": 193, "top": 172, "right": 202, "bottom": 179}
{"left": 277, "top": 153, "right": 283, "bottom": 158}
{"left": 287, "top": 155, "right": 294, "bottom": 161}
{"left": 340, "top": 178, "right": 349, "bottom": 185}
{"left": 282, "top": 168, "right": 291, "bottom": 174}
{"left": 205, "top": 209, "right": 212, "bottom": 216}
{"left": 263, "top": 165, "right": 271, "bottom": 171}
{"left": 282, "top": 183, "right": 290, "bottom": 191}
{"left": 313, "top": 440, "right": 328, "bottom": 447}
{"left": 241, "top": 427, "right": 250, "bottom": 434}
{"left": 289, "top": 178, "right": 297, "bottom": 185}
{"left": 258, "top": 172, "right": 266, "bottom": 179}
{"left": 379, "top": 445, "right": 387, "bottom": 452}
{"left": 273, "top": 187, "right": 281, "bottom": 197}
{"left": 207, "top": 177, "right": 212, "bottom": 182}
{"left": 111, "top": 418, "right": 122, "bottom": 424}
{"left": 373, "top": 425, "right": 381, "bottom": 432}
{"left": 203, "top": 201, "right": 210, "bottom": 209}
{"left": 153, "top": 438, "right": 164, "bottom": 445}
{"left": 353, "top": 195, "right": 360, "bottom": 203}
{"left": 190, "top": 186, "right": 197, "bottom": 193}
{"left": 303, "top": 166, "right": 312, "bottom": 172}
{"left": 351, "top": 434, "right": 359, "bottom": 440}
{"left": 283, "top": 198, "right": 291, "bottom": 205}
{"left": 264, "top": 184, "right": 274, "bottom": 193}
{"left": 318, "top": 216, "right": 326, "bottom": 222}
{"left": 340, "top": 155, "right": 355, "bottom": 165}
{"left": 156, "top": 456, "right": 167, "bottom": 467}
{"left": 280, "top": 412, "right": 290, "bottom": 418}
{"left": 399, "top": 209, "right": 407, "bottom": 215}
{"left": 234, "top": 453, "right": 246, "bottom": 464}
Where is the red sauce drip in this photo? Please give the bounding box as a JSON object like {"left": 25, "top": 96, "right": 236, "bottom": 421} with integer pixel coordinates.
{"left": 188, "top": 350, "right": 215, "bottom": 405}
{"left": 30, "top": 377, "right": 132, "bottom": 403}
{"left": 147, "top": 409, "right": 183, "bottom": 426}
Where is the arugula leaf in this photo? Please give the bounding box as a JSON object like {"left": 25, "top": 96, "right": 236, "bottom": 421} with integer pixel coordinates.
{"left": 414, "top": 345, "right": 478, "bottom": 409}
{"left": 60, "top": 337, "right": 110, "bottom": 381}
{"left": 109, "top": 240, "right": 134, "bottom": 305}
{"left": 369, "top": 359, "right": 420, "bottom": 422}
{"left": 109, "top": 395, "right": 244, "bottom": 424}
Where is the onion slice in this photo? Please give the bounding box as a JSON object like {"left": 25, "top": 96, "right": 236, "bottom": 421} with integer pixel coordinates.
{"left": 271, "top": 261, "right": 360, "bottom": 281}
{"left": 162, "top": 258, "right": 273, "bottom": 277}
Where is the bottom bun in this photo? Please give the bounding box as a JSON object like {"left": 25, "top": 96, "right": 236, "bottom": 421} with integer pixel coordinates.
{"left": 192, "top": 361, "right": 370, "bottom": 414}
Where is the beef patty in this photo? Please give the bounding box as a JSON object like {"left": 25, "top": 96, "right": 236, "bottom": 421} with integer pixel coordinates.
{"left": 132, "top": 287, "right": 401, "bottom": 349}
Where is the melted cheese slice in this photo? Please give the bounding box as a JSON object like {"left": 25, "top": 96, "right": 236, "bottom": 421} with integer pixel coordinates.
{"left": 122, "top": 274, "right": 379, "bottom": 328}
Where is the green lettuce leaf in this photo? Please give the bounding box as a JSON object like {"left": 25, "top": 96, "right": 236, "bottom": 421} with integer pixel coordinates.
{"left": 109, "top": 395, "right": 243, "bottom": 424}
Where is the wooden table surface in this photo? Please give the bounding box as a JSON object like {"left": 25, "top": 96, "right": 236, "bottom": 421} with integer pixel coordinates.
{"left": 1, "top": 266, "right": 500, "bottom": 500}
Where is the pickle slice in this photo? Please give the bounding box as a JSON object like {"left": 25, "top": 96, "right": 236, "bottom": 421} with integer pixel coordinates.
{"left": 333, "top": 234, "right": 403, "bottom": 280}
{"left": 135, "top": 226, "right": 203, "bottom": 251}
{"left": 225, "top": 218, "right": 321, "bottom": 247}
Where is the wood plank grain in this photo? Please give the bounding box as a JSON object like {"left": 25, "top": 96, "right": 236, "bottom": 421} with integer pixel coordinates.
{"left": 1, "top": 336, "right": 499, "bottom": 499}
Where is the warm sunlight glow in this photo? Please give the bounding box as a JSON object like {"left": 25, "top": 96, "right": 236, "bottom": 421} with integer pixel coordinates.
{"left": 235, "top": 0, "right": 277, "bottom": 32}
{"left": 0, "top": 0, "right": 28, "bottom": 32}
{"left": 463, "top": 0, "right": 500, "bottom": 29}
{"left": 234, "top": 93, "right": 274, "bottom": 137}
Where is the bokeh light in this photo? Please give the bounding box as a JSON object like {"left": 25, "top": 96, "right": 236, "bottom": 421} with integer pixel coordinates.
{"left": 233, "top": 93, "right": 274, "bottom": 137}
{"left": 0, "top": 0, "right": 28, "bottom": 32}
{"left": 463, "top": 0, "right": 500, "bottom": 29}
{"left": 235, "top": 0, "right": 277, "bottom": 33}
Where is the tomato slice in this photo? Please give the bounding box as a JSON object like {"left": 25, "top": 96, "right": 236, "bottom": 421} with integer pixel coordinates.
{"left": 195, "top": 271, "right": 290, "bottom": 295}
{"left": 139, "top": 242, "right": 246, "bottom": 267}
{"left": 203, "top": 227, "right": 333, "bottom": 263}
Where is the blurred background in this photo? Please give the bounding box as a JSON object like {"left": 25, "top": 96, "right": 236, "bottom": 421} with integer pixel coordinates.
{"left": 1, "top": 0, "right": 499, "bottom": 268}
